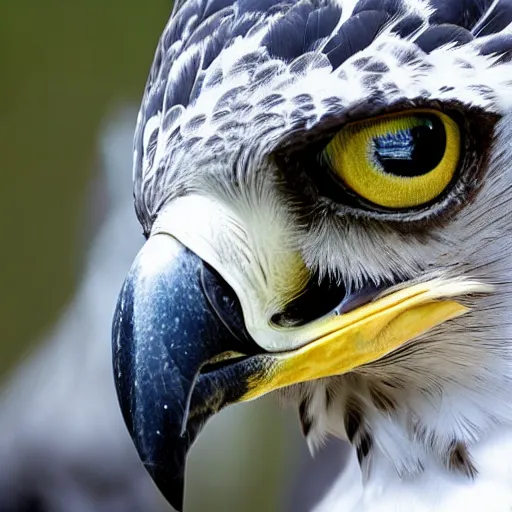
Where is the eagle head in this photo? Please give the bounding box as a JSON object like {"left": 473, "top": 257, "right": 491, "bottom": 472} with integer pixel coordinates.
{"left": 112, "top": 0, "right": 512, "bottom": 510}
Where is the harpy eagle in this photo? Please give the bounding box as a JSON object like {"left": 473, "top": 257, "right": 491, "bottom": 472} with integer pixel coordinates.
{"left": 112, "top": 0, "right": 512, "bottom": 510}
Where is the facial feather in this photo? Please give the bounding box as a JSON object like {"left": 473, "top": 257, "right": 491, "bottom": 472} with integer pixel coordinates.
{"left": 134, "top": 0, "right": 512, "bottom": 491}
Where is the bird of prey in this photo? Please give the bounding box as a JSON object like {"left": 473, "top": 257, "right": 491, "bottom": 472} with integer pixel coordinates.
{"left": 112, "top": 0, "right": 512, "bottom": 510}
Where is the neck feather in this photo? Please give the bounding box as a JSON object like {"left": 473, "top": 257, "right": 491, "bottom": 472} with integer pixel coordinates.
{"left": 313, "top": 426, "right": 512, "bottom": 511}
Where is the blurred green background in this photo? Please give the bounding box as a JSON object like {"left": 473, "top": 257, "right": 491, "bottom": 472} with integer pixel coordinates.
{"left": 0, "top": 3, "right": 306, "bottom": 511}
{"left": 1, "top": 1, "right": 170, "bottom": 373}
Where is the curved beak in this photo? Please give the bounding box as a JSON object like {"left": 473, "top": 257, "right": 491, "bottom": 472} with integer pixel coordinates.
{"left": 113, "top": 234, "right": 479, "bottom": 511}
{"left": 112, "top": 234, "right": 259, "bottom": 510}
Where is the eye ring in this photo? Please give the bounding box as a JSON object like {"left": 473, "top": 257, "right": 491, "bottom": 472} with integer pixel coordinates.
{"left": 322, "top": 109, "right": 461, "bottom": 209}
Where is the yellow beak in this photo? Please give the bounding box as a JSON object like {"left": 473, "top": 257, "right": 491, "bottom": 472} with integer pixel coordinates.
{"left": 239, "top": 279, "right": 484, "bottom": 401}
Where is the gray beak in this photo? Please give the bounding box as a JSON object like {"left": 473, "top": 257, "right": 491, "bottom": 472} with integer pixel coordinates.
{"left": 112, "top": 235, "right": 260, "bottom": 510}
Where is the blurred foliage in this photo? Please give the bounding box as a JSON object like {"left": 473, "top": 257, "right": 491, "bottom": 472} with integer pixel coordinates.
{"left": 0, "top": 1, "right": 170, "bottom": 374}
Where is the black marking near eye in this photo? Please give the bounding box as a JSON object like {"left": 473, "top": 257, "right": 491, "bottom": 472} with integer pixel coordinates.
{"left": 372, "top": 115, "right": 446, "bottom": 178}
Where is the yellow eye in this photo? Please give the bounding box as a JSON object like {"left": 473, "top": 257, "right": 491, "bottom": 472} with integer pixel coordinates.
{"left": 323, "top": 110, "right": 461, "bottom": 209}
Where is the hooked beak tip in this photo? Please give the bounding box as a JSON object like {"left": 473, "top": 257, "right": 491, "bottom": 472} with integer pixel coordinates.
{"left": 112, "top": 234, "right": 256, "bottom": 510}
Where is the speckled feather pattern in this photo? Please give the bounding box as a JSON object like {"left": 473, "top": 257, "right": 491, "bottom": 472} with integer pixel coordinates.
{"left": 132, "top": 1, "right": 512, "bottom": 510}
{"left": 135, "top": 0, "right": 512, "bottom": 228}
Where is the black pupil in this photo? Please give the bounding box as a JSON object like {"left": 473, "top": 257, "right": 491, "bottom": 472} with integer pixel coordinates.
{"left": 373, "top": 115, "right": 446, "bottom": 177}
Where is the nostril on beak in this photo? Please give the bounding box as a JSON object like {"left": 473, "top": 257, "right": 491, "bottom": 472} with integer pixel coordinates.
{"left": 271, "top": 275, "right": 400, "bottom": 328}
{"left": 271, "top": 274, "right": 348, "bottom": 327}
